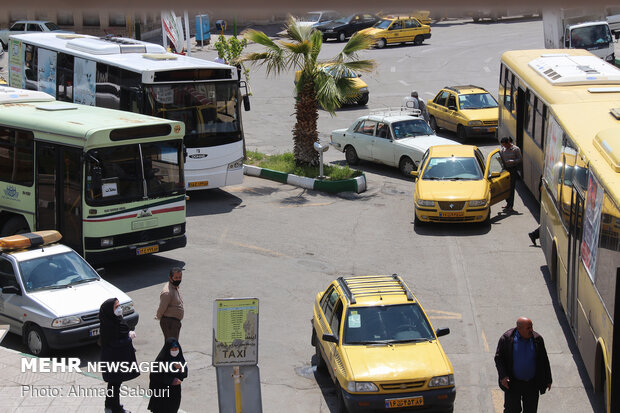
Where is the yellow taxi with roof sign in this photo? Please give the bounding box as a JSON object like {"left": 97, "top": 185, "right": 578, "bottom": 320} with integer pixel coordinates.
{"left": 311, "top": 274, "right": 455, "bottom": 412}
{"left": 359, "top": 15, "right": 431, "bottom": 49}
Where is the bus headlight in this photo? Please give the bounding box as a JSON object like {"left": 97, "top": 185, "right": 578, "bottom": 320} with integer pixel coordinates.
{"left": 121, "top": 301, "right": 135, "bottom": 316}
{"left": 228, "top": 158, "right": 243, "bottom": 169}
{"left": 429, "top": 374, "right": 454, "bottom": 387}
{"left": 347, "top": 381, "right": 379, "bottom": 392}
{"left": 469, "top": 199, "right": 487, "bottom": 207}
{"left": 468, "top": 120, "right": 483, "bottom": 126}
{"left": 173, "top": 225, "right": 183, "bottom": 235}
{"left": 100, "top": 237, "right": 114, "bottom": 247}
{"left": 417, "top": 199, "right": 435, "bottom": 207}
{"left": 52, "top": 316, "right": 81, "bottom": 328}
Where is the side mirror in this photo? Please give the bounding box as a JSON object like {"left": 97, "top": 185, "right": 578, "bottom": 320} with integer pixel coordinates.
{"left": 435, "top": 327, "right": 450, "bottom": 337}
{"left": 243, "top": 94, "right": 251, "bottom": 112}
{"left": 1, "top": 285, "right": 21, "bottom": 295}
{"left": 322, "top": 333, "right": 338, "bottom": 343}
{"left": 448, "top": 105, "right": 456, "bottom": 111}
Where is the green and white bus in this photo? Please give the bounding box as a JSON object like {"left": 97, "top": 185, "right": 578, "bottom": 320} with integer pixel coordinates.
{"left": 0, "top": 87, "right": 187, "bottom": 265}
{"left": 8, "top": 32, "right": 249, "bottom": 191}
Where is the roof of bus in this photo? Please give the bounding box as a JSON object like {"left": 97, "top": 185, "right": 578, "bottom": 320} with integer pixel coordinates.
{"left": 10, "top": 32, "right": 235, "bottom": 74}
{"left": 0, "top": 88, "right": 183, "bottom": 143}
{"left": 502, "top": 50, "right": 620, "bottom": 204}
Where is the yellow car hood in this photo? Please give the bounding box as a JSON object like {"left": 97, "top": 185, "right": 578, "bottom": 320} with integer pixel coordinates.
{"left": 459, "top": 107, "right": 498, "bottom": 122}
{"left": 417, "top": 180, "right": 487, "bottom": 201}
{"left": 343, "top": 341, "right": 451, "bottom": 381}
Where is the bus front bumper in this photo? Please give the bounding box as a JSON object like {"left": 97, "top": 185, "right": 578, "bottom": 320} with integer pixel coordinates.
{"left": 85, "top": 235, "right": 187, "bottom": 265}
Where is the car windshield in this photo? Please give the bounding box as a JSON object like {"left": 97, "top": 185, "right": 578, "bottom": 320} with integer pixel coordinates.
{"left": 374, "top": 19, "right": 392, "bottom": 29}
{"left": 391, "top": 119, "right": 434, "bottom": 139}
{"left": 343, "top": 304, "right": 435, "bottom": 344}
{"left": 19, "top": 252, "right": 100, "bottom": 292}
{"left": 458, "top": 93, "right": 498, "bottom": 109}
{"left": 333, "top": 15, "right": 353, "bottom": 24}
{"left": 44, "top": 22, "right": 61, "bottom": 31}
{"left": 322, "top": 66, "right": 357, "bottom": 78}
{"left": 422, "top": 157, "right": 483, "bottom": 180}
{"left": 571, "top": 25, "right": 612, "bottom": 49}
{"left": 299, "top": 13, "right": 321, "bottom": 22}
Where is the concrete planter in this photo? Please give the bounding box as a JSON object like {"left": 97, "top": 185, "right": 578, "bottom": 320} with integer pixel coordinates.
{"left": 243, "top": 165, "right": 366, "bottom": 193}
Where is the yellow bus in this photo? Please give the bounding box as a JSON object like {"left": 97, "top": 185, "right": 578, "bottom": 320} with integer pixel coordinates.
{"left": 500, "top": 49, "right": 620, "bottom": 412}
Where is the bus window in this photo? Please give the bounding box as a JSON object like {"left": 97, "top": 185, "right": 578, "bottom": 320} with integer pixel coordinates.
{"left": 503, "top": 70, "right": 513, "bottom": 111}
{"left": 141, "top": 141, "right": 184, "bottom": 198}
{"left": 0, "top": 127, "right": 34, "bottom": 186}
{"left": 559, "top": 142, "right": 578, "bottom": 228}
{"left": 86, "top": 145, "right": 142, "bottom": 204}
{"left": 57, "top": 53, "right": 74, "bottom": 102}
{"left": 24, "top": 44, "right": 37, "bottom": 90}
{"left": 525, "top": 90, "right": 534, "bottom": 139}
{"left": 595, "top": 195, "right": 619, "bottom": 318}
{"left": 534, "top": 99, "right": 546, "bottom": 149}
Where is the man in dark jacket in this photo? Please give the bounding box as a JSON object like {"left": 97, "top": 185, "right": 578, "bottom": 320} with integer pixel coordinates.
{"left": 494, "top": 317, "right": 552, "bottom": 413}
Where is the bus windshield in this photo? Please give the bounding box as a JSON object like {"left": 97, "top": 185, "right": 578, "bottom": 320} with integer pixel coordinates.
{"left": 85, "top": 140, "right": 183, "bottom": 205}
{"left": 144, "top": 81, "right": 241, "bottom": 148}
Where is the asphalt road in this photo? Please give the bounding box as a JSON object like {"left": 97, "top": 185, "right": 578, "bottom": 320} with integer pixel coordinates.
{"left": 0, "top": 16, "right": 606, "bottom": 413}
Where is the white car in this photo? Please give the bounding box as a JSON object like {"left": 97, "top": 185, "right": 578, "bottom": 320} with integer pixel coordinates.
{"left": 0, "top": 231, "right": 139, "bottom": 356}
{"left": 295, "top": 11, "right": 340, "bottom": 28}
{"left": 330, "top": 111, "right": 460, "bottom": 176}
{"left": 0, "top": 20, "right": 70, "bottom": 50}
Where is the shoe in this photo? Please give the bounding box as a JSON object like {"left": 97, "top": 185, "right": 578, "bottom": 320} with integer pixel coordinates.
{"left": 502, "top": 204, "right": 510, "bottom": 209}
{"left": 528, "top": 232, "right": 537, "bottom": 246}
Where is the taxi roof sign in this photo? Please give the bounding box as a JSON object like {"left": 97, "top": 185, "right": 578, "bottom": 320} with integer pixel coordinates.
{"left": 0, "top": 231, "right": 62, "bottom": 251}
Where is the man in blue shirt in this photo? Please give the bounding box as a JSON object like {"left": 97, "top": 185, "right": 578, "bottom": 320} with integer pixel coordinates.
{"left": 495, "top": 317, "right": 552, "bottom": 412}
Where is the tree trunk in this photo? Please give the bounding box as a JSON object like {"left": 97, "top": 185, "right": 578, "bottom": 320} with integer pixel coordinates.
{"left": 293, "top": 80, "right": 319, "bottom": 166}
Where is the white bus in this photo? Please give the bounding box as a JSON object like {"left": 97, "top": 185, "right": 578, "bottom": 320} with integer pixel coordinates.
{"left": 8, "top": 32, "right": 250, "bottom": 191}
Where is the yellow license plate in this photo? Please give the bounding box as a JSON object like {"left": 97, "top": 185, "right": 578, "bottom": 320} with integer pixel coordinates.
{"left": 136, "top": 245, "right": 159, "bottom": 255}
{"left": 386, "top": 396, "right": 423, "bottom": 408}
{"left": 440, "top": 211, "right": 464, "bottom": 217}
{"left": 189, "top": 180, "right": 209, "bottom": 187}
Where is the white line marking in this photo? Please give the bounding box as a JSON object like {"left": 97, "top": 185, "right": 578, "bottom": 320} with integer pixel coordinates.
{"left": 485, "top": 57, "right": 493, "bottom": 63}
{"left": 397, "top": 57, "right": 406, "bottom": 63}
{"left": 483, "top": 66, "right": 491, "bottom": 73}
{"left": 390, "top": 66, "right": 396, "bottom": 73}
{"left": 399, "top": 80, "right": 409, "bottom": 86}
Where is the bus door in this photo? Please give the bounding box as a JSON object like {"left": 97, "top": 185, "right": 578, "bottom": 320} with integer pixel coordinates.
{"left": 515, "top": 86, "right": 525, "bottom": 152}
{"left": 36, "top": 143, "right": 83, "bottom": 254}
{"left": 566, "top": 185, "right": 584, "bottom": 328}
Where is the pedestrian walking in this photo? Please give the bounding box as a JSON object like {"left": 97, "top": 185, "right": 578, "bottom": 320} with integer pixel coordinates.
{"left": 499, "top": 137, "right": 523, "bottom": 213}
{"left": 494, "top": 317, "right": 552, "bottom": 413}
{"left": 155, "top": 267, "right": 184, "bottom": 340}
{"left": 99, "top": 298, "right": 140, "bottom": 413}
{"left": 148, "top": 338, "right": 188, "bottom": 413}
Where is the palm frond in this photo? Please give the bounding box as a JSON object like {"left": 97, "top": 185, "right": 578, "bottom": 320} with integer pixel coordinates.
{"left": 341, "top": 59, "right": 376, "bottom": 73}
{"left": 241, "top": 50, "right": 287, "bottom": 76}
{"left": 243, "top": 29, "right": 281, "bottom": 52}
{"left": 309, "top": 30, "right": 323, "bottom": 65}
{"left": 285, "top": 17, "right": 315, "bottom": 43}
{"left": 281, "top": 40, "right": 311, "bottom": 56}
{"left": 341, "top": 32, "right": 375, "bottom": 55}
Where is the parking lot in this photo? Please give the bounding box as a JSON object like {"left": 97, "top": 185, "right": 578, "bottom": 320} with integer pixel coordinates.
{"left": 0, "top": 16, "right": 607, "bottom": 413}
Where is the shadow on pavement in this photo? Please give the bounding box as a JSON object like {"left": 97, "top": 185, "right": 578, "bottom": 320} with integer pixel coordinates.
{"left": 413, "top": 220, "right": 492, "bottom": 236}
{"left": 102, "top": 255, "right": 185, "bottom": 293}
{"left": 186, "top": 188, "right": 244, "bottom": 217}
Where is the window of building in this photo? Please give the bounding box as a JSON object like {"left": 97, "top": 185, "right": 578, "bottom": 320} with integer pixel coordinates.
{"left": 57, "top": 11, "right": 74, "bottom": 26}
{"left": 82, "top": 12, "right": 100, "bottom": 26}
{"left": 109, "top": 12, "right": 126, "bottom": 27}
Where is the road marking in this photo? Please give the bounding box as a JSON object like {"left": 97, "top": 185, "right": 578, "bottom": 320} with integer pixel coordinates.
{"left": 426, "top": 309, "right": 462, "bottom": 319}
{"left": 397, "top": 57, "right": 406, "bottom": 63}
{"left": 279, "top": 202, "right": 333, "bottom": 209}
{"left": 390, "top": 66, "right": 396, "bottom": 72}
{"left": 483, "top": 66, "right": 491, "bottom": 73}
{"left": 228, "top": 241, "right": 287, "bottom": 257}
{"left": 485, "top": 57, "right": 493, "bottom": 63}
{"left": 399, "top": 80, "right": 409, "bottom": 86}
{"left": 481, "top": 328, "right": 490, "bottom": 352}
{"left": 491, "top": 389, "right": 504, "bottom": 413}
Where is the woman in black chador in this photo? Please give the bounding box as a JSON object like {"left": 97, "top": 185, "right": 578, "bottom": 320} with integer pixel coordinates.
{"left": 99, "top": 297, "right": 140, "bottom": 413}
{"left": 148, "top": 337, "right": 188, "bottom": 413}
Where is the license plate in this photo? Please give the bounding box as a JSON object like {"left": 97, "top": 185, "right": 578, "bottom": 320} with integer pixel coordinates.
{"left": 385, "top": 396, "right": 424, "bottom": 408}
{"left": 488, "top": 127, "right": 497, "bottom": 132}
{"left": 189, "top": 180, "right": 209, "bottom": 187}
{"left": 136, "top": 245, "right": 159, "bottom": 255}
{"left": 89, "top": 328, "right": 100, "bottom": 337}
{"left": 440, "top": 211, "right": 464, "bottom": 217}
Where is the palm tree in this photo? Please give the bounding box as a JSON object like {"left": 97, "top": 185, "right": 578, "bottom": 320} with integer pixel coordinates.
{"left": 241, "top": 18, "right": 375, "bottom": 166}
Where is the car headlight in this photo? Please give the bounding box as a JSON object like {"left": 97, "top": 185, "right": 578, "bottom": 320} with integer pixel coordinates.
{"left": 326, "top": 29, "right": 334, "bottom": 32}
{"left": 100, "top": 237, "right": 114, "bottom": 247}
{"left": 228, "top": 158, "right": 244, "bottom": 169}
{"left": 347, "top": 381, "right": 379, "bottom": 392}
{"left": 358, "top": 87, "right": 368, "bottom": 93}
{"left": 606, "top": 53, "right": 615, "bottom": 62}
{"left": 469, "top": 199, "right": 487, "bottom": 207}
{"left": 428, "top": 374, "right": 454, "bottom": 387}
{"left": 468, "top": 120, "right": 483, "bottom": 126}
{"left": 52, "top": 316, "right": 81, "bottom": 328}
{"left": 121, "top": 301, "right": 135, "bottom": 316}
{"left": 172, "top": 225, "right": 183, "bottom": 235}
{"left": 417, "top": 199, "right": 435, "bottom": 207}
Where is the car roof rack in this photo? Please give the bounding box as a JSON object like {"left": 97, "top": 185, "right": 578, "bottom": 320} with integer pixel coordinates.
{"left": 369, "top": 107, "right": 421, "bottom": 118}
{"left": 445, "top": 85, "right": 487, "bottom": 93}
{"left": 337, "top": 274, "right": 415, "bottom": 304}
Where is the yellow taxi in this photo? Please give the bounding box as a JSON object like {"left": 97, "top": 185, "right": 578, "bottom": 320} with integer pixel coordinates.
{"left": 294, "top": 65, "right": 369, "bottom": 105}
{"left": 411, "top": 145, "right": 511, "bottom": 225}
{"left": 312, "top": 274, "right": 455, "bottom": 412}
{"left": 358, "top": 15, "right": 431, "bottom": 48}
{"left": 427, "top": 86, "right": 499, "bottom": 140}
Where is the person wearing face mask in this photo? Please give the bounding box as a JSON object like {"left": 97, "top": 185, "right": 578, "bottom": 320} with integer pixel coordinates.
{"left": 148, "top": 338, "right": 188, "bottom": 413}
{"left": 99, "top": 298, "right": 140, "bottom": 413}
{"left": 155, "top": 267, "right": 184, "bottom": 340}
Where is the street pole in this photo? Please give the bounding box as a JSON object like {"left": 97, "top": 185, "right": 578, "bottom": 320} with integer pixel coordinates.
{"left": 184, "top": 11, "right": 191, "bottom": 56}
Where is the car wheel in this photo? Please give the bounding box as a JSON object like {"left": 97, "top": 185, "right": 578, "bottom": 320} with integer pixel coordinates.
{"left": 336, "top": 386, "right": 349, "bottom": 413}
{"left": 357, "top": 94, "right": 369, "bottom": 106}
{"left": 338, "top": 31, "right": 346, "bottom": 42}
{"left": 429, "top": 116, "right": 439, "bottom": 132}
{"left": 25, "top": 324, "right": 50, "bottom": 357}
{"left": 457, "top": 125, "right": 467, "bottom": 140}
{"left": 376, "top": 38, "right": 386, "bottom": 49}
{"left": 414, "top": 35, "right": 424, "bottom": 45}
{"left": 315, "top": 343, "right": 327, "bottom": 371}
{"left": 399, "top": 156, "right": 416, "bottom": 177}
{"left": 1, "top": 216, "right": 30, "bottom": 237}
{"left": 344, "top": 146, "right": 360, "bottom": 165}
{"left": 472, "top": 16, "right": 480, "bottom": 23}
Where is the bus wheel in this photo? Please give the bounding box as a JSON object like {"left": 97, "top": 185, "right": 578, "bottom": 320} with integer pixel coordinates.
{"left": 551, "top": 244, "right": 558, "bottom": 284}
{"left": 1, "top": 216, "right": 29, "bottom": 237}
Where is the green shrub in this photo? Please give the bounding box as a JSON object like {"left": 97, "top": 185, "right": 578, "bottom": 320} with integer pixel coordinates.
{"left": 245, "top": 151, "right": 361, "bottom": 180}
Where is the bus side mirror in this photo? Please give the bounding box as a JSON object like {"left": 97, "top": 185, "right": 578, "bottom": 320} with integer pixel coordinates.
{"left": 1, "top": 286, "right": 21, "bottom": 295}
{"left": 243, "top": 94, "right": 250, "bottom": 112}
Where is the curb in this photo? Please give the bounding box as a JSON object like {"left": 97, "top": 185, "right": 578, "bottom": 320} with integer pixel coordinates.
{"left": 243, "top": 165, "right": 366, "bottom": 193}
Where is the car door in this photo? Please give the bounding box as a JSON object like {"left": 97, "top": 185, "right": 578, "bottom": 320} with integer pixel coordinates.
{"left": 371, "top": 122, "right": 396, "bottom": 165}
{"left": 0, "top": 256, "right": 25, "bottom": 333}
{"left": 444, "top": 93, "right": 459, "bottom": 132}
{"left": 431, "top": 91, "right": 450, "bottom": 128}
{"left": 387, "top": 20, "right": 404, "bottom": 44}
{"left": 26, "top": 23, "right": 44, "bottom": 33}
{"left": 485, "top": 149, "right": 511, "bottom": 205}
{"left": 352, "top": 119, "right": 376, "bottom": 160}
{"left": 404, "top": 19, "right": 418, "bottom": 41}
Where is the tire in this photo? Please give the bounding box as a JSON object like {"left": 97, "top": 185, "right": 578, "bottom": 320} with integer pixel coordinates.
{"left": 338, "top": 31, "right": 346, "bottom": 42}
{"left": 25, "top": 324, "right": 50, "bottom": 357}
{"left": 457, "top": 125, "right": 467, "bottom": 140}
{"left": 414, "top": 35, "right": 424, "bottom": 45}
{"left": 1, "top": 216, "right": 30, "bottom": 236}
{"left": 357, "top": 94, "right": 369, "bottom": 106}
{"left": 376, "top": 38, "right": 386, "bottom": 49}
{"left": 344, "top": 146, "right": 360, "bottom": 165}
{"left": 336, "top": 387, "right": 349, "bottom": 413}
{"left": 473, "top": 16, "right": 480, "bottom": 22}
{"left": 429, "top": 116, "right": 439, "bottom": 132}
{"left": 399, "top": 156, "right": 416, "bottom": 177}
